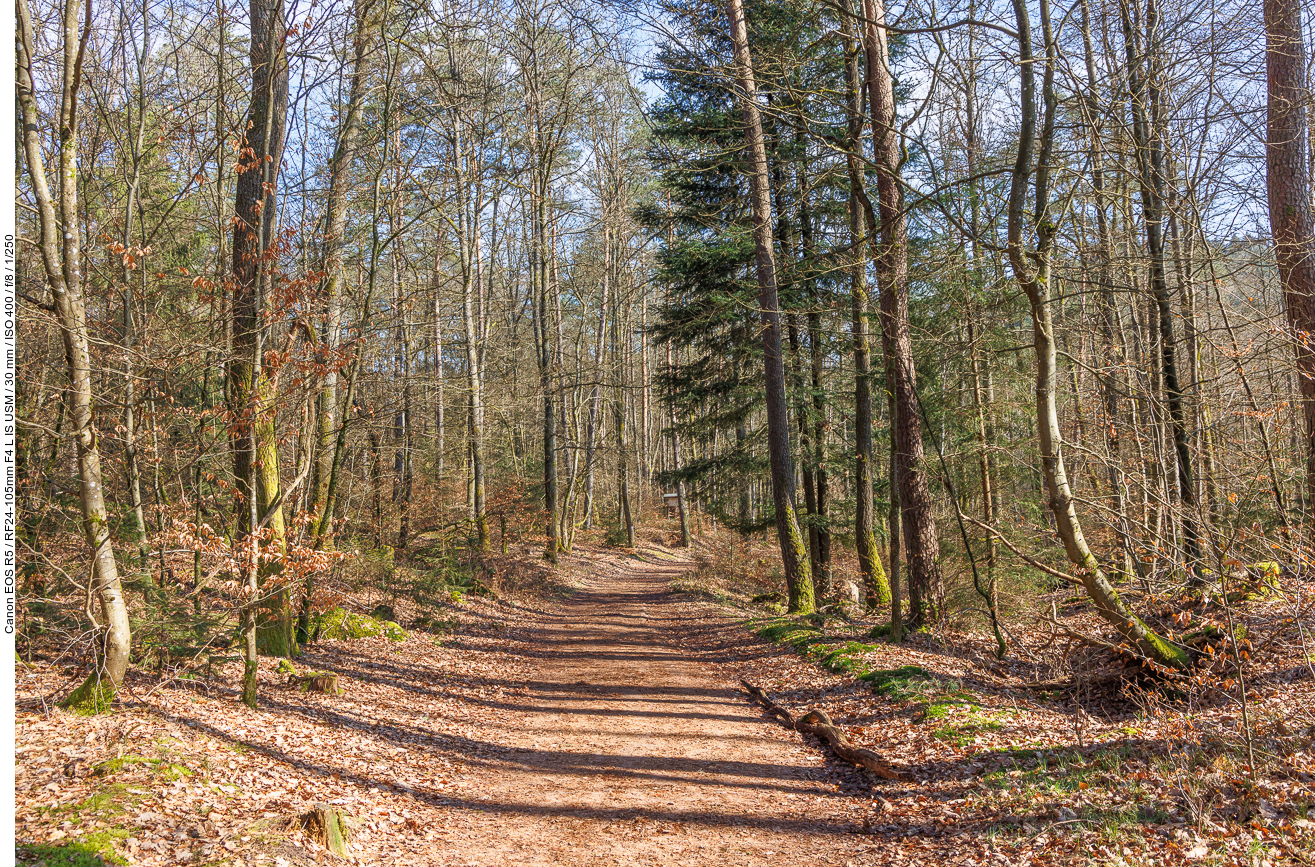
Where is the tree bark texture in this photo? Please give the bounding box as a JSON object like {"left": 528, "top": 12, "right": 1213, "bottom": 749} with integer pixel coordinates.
{"left": 1265, "top": 0, "right": 1315, "bottom": 506}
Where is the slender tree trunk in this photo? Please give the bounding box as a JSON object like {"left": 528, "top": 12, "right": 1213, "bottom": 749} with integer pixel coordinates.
{"left": 18, "top": 0, "right": 132, "bottom": 711}
{"left": 432, "top": 260, "right": 445, "bottom": 489}
{"left": 887, "top": 387, "right": 903, "bottom": 641}
{"left": 368, "top": 426, "right": 383, "bottom": 544}
{"left": 1079, "top": 0, "right": 1135, "bottom": 577}
{"left": 229, "top": 0, "right": 293, "bottom": 678}
{"left": 612, "top": 273, "right": 634, "bottom": 547}
{"left": 394, "top": 255, "right": 414, "bottom": 551}
{"left": 725, "top": 0, "right": 813, "bottom": 612}
{"left": 842, "top": 11, "right": 890, "bottom": 609}
{"left": 583, "top": 225, "right": 610, "bottom": 530}
{"left": 667, "top": 343, "right": 693, "bottom": 547}
{"left": 787, "top": 316, "right": 820, "bottom": 578}
{"left": 639, "top": 297, "right": 651, "bottom": 516}
{"left": 795, "top": 137, "right": 831, "bottom": 592}
{"left": 452, "top": 112, "right": 490, "bottom": 551}
{"left": 310, "top": 0, "right": 373, "bottom": 547}
{"left": 1006, "top": 0, "right": 1186, "bottom": 669}
{"left": 862, "top": 0, "right": 942, "bottom": 626}
{"left": 536, "top": 192, "right": 558, "bottom": 562}
{"left": 119, "top": 9, "right": 151, "bottom": 569}
{"left": 772, "top": 155, "right": 818, "bottom": 578}
{"left": 1121, "top": 0, "right": 1202, "bottom": 569}
{"left": 967, "top": 308, "right": 1005, "bottom": 657}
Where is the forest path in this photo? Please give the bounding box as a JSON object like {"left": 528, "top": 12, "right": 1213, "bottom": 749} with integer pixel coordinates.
{"left": 417, "top": 549, "right": 869, "bottom": 866}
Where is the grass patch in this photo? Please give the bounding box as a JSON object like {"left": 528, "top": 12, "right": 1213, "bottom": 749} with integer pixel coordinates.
{"left": 754, "top": 618, "right": 825, "bottom": 650}
{"left": 31, "top": 747, "right": 207, "bottom": 864}
{"left": 92, "top": 750, "right": 196, "bottom": 785}
{"left": 817, "top": 641, "right": 885, "bottom": 675}
{"left": 859, "top": 664, "right": 978, "bottom": 720}
{"left": 17, "top": 829, "right": 130, "bottom": 866}
{"left": 862, "top": 664, "right": 935, "bottom": 697}
{"left": 49, "top": 784, "right": 140, "bottom": 822}
{"left": 933, "top": 711, "right": 1005, "bottom": 746}
{"left": 752, "top": 618, "right": 866, "bottom": 674}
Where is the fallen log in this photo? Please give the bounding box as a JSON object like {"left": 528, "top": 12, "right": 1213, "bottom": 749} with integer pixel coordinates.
{"left": 741, "top": 681, "right": 907, "bottom": 781}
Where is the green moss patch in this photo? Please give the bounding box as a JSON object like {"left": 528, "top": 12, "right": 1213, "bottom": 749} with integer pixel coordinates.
{"left": 60, "top": 678, "right": 117, "bottom": 716}
{"left": 752, "top": 618, "right": 982, "bottom": 723}
{"left": 51, "top": 784, "right": 143, "bottom": 824}
{"left": 33, "top": 785, "right": 139, "bottom": 865}
{"left": 753, "top": 618, "right": 869, "bottom": 674}
{"left": 90, "top": 751, "right": 194, "bottom": 783}
{"left": 313, "top": 608, "right": 407, "bottom": 642}
{"left": 754, "top": 618, "right": 824, "bottom": 650}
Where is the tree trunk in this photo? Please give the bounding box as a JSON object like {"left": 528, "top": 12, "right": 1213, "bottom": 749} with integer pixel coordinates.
{"left": 119, "top": 13, "right": 151, "bottom": 569}
{"left": 1079, "top": 0, "right": 1136, "bottom": 578}
{"left": 862, "top": 0, "right": 942, "bottom": 626}
{"left": 841, "top": 12, "right": 890, "bottom": 610}
{"left": 310, "top": 0, "right": 374, "bottom": 547}
{"left": 611, "top": 232, "right": 635, "bottom": 547}
{"left": 1121, "top": 0, "right": 1202, "bottom": 570}
{"left": 794, "top": 134, "right": 831, "bottom": 592}
{"left": 535, "top": 194, "right": 558, "bottom": 563}
{"left": 583, "top": 224, "right": 611, "bottom": 530}
{"left": 1006, "top": 0, "right": 1187, "bottom": 670}
{"left": 667, "top": 343, "right": 693, "bottom": 547}
{"left": 18, "top": 0, "right": 132, "bottom": 712}
{"left": 725, "top": 0, "right": 813, "bottom": 613}
{"left": 432, "top": 260, "right": 445, "bottom": 490}
{"left": 393, "top": 252, "right": 414, "bottom": 551}
{"left": 1264, "top": 0, "right": 1315, "bottom": 508}
{"left": 230, "top": 0, "right": 293, "bottom": 676}
{"left": 453, "top": 111, "right": 490, "bottom": 551}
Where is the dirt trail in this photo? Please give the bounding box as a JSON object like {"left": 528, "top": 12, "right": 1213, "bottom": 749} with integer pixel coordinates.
{"left": 421, "top": 552, "right": 868, "bottom": 866}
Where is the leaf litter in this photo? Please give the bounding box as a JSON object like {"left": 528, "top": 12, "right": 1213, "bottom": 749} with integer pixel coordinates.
{"left": 15, "top": 536, "right": 1315, "bottom": 866}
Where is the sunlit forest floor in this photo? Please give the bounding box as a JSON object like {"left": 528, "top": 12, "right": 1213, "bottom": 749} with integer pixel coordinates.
{"left": 13, "top": 518, "right": 1315, "bottom": 866}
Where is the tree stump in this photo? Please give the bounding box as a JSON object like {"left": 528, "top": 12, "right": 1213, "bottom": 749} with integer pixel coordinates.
{"left": 287, "top": 673, "right": 342, "bottom": 695}
{"left": 297, "top": 804, "right": 351, "bottom": 856}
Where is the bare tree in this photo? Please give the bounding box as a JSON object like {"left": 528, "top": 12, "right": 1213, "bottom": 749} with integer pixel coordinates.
{"left": 1003, "top": 0, "right": 1187, "bottom": 670}
{"left": 18, "top": 0, "right": 133, "bottom": 712}
{"left": 229, "top": 0, "right": 293, "bottom": 704}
